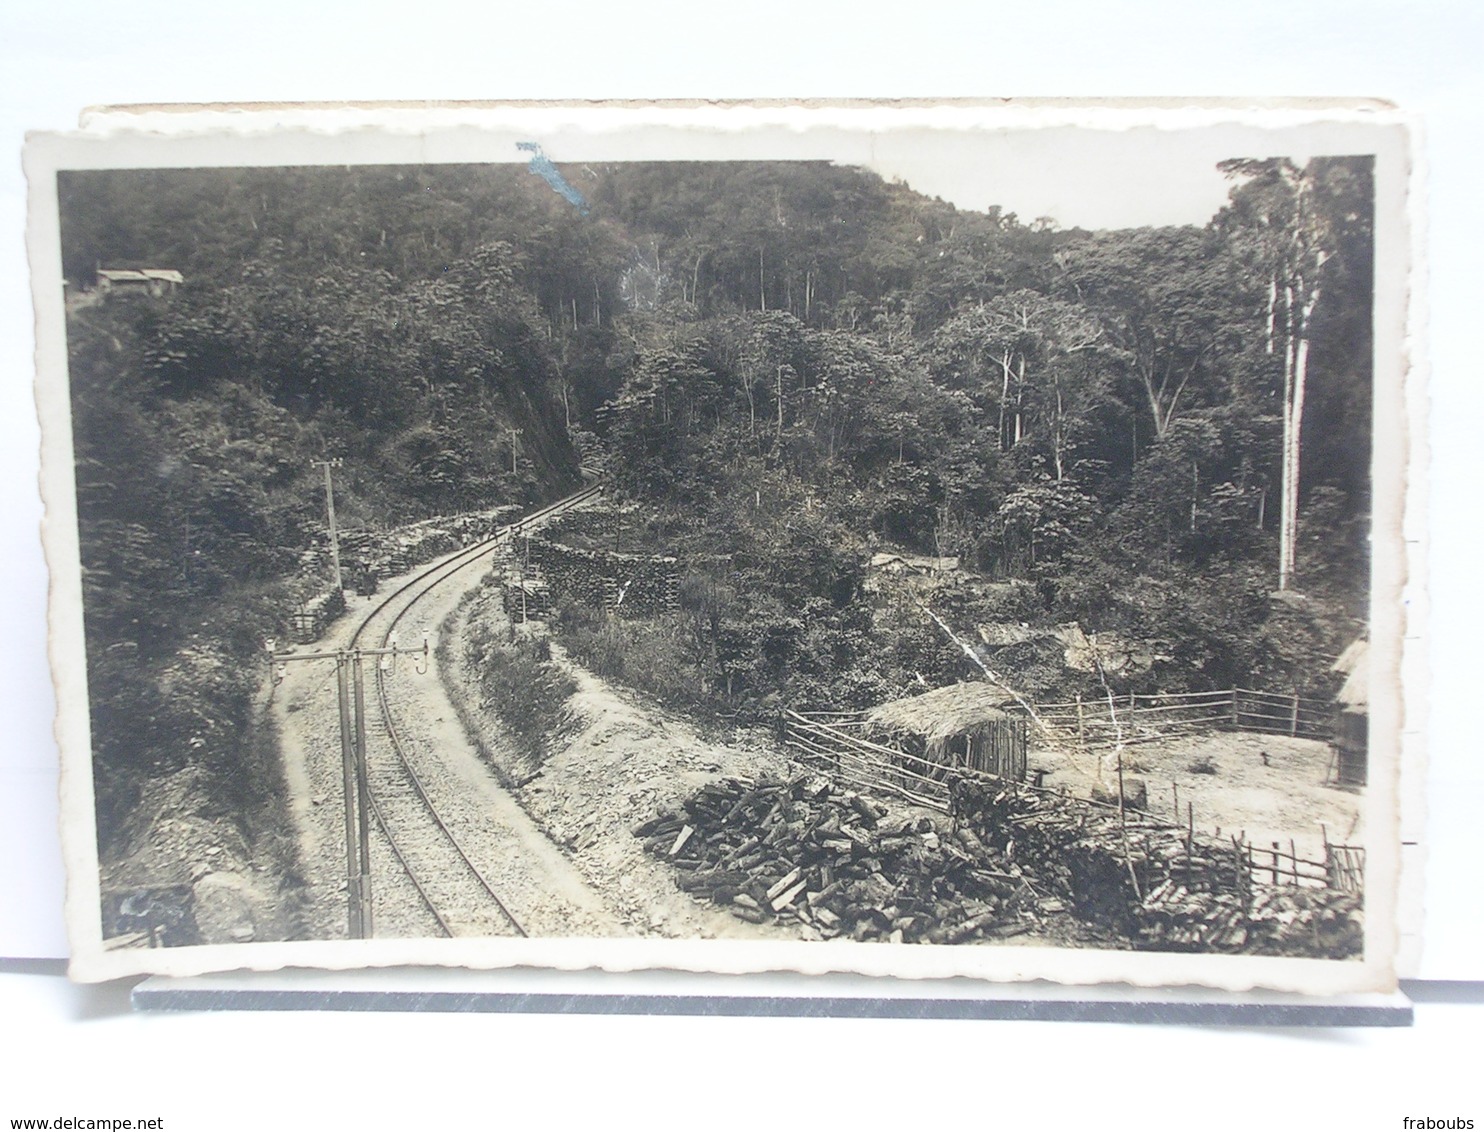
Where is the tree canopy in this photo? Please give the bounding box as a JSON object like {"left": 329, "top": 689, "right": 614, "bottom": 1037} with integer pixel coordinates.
{"left": 61, "top": 155, "right": 1374, "bottom": 831}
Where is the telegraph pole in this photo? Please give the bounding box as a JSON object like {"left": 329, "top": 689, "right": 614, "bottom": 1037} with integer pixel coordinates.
{"left": 268, "top": 633, "right": 427, "bottom": 940}
{"left": 313, "top": 458, "right": 345, "bottom": 594}
{"left": 334, "top": 651, "right": 364, "bottom": 938}
{"left": 350, "top": 655, "right": 373, "bottom": 939}
{"left": 506, "top": 427, "right": 524, "bottom": 476}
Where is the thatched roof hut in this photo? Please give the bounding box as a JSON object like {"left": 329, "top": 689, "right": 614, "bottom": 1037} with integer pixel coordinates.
{"left": 865, "top": 682, "right": 1027, "bottom": 781}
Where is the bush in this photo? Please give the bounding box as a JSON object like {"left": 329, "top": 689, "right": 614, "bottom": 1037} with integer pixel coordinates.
{"left": 462, "top": 617, "right": 577, "bottom": 777}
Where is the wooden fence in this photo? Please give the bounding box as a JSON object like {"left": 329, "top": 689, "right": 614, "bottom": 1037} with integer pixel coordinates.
{"left": 1245, "top": 840, "right": 1330, "bottom": 888}
{"left": 781, "top": 683, "right": 1362, "bottom": 901}
{"left": 782, "top": 711, "right": 952, "bottom": 811}
{"left": 1238, "top": 838, "right": 1366, "bottom": 892}
{"left": 1324, "top": 843, "right": 1367, "bottom": 894}
{"left": 1037, "top": 687, "right": 1333, "bottom": 749}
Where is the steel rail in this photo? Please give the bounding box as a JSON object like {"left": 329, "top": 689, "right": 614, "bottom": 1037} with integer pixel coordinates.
{"left": 349, "top": 484, "right": 601, "bottom": 938}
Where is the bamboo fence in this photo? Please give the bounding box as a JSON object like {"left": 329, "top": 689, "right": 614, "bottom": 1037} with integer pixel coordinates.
{"left": 1036, "top": 687, "right": 1333, "bottom": 749}
{"left": 782, "top": 687, "right": 1362, "bottom": 898}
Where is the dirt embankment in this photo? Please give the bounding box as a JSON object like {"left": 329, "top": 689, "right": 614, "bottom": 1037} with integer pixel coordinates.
{"left": 101, "top": 694, "right": 305, "bottom": 949}
{"left": 442, "top": 584, "right": 802, "bottom": 940}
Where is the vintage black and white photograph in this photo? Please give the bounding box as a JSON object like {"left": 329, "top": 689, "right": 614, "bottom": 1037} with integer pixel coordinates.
{"left": 28, "top": 104, "right": 1411, "bottom": 988}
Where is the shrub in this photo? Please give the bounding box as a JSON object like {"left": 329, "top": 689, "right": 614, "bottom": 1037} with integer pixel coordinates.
{"left": 462, "top": 617, "right": 577, "bottom": 777}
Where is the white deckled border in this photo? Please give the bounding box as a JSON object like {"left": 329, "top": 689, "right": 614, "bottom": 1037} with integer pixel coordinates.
{"left": 26, "top": 100, "right": 1419, "bottom": 992}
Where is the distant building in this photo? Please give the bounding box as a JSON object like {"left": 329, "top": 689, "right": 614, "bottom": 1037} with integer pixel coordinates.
{"left": 1054, "top": 622, "right": 1155, "bottom": 676}
{"left": 95, "top": 268, "right": 184, "bottom": 298}
{"left": 866, "top": 550, "right": 960, "bottom": 576}
{"left": 862, "top": 551, "right": 960, "bottom": 602}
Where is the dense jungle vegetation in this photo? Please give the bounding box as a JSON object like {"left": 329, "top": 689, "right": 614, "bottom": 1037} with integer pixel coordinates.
{"left": 60, "top": 155, "right": 1371, "bottom": 844}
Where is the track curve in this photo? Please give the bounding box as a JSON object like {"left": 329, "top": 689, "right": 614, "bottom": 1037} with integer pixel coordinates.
{"left": 347, "top": 484, "right": 603, "bottom": 938}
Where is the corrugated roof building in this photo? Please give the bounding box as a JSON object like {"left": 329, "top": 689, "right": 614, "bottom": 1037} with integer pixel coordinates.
{"left": 1331, "top": 637, "right": 1368, "bottom": 786}
{"left": 95, "top": 268, "right": 184, "bottom": 297}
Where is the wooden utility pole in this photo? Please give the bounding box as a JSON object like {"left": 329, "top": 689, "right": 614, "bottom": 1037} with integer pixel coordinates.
{"left": 334, "top": 652, "right": 367, "bottom": 939}
{"left": 351, "top": 654, "right": 372, "bottom": 934}
{"left": 506, "top": 427, "right": 524, "bottom": 476}
{"left": 313, "top": 458, "right": 345, "bottom": 595}
{"left": 268, "top": 634, "right": 427, "bottom": 940}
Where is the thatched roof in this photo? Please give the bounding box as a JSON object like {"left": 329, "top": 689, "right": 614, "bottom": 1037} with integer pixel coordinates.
{"left": 1333, "top": 637, "right": 1368, "bottom": 711}
{"left": 866, "top": 681, "right": 1019, "bottom": 745}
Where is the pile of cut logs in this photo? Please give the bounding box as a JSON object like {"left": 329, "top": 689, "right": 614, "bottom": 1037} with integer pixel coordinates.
{"left": 644, "top": 771, "right": 1364, "bottom": 957}
{"left": 947, "top": 772, "right": 1363, "bottom": 958}
{"left": 635, "top": 774, "right": 1052, "bottom": 943}
{"left": 1244, "top": 886, "right": 1364, "bottom": 958}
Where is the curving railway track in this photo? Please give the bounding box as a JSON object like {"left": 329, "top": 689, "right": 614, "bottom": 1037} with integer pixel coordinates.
{"left": 332, "top": 484, "right": 604, "bottom": 939}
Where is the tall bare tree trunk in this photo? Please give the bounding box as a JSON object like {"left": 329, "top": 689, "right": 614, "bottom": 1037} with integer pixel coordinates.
{"left": 1278, "top": 277, "right": 1323, "bottom": 590}
{"left": 1278, "top": 284, "right": 1297, "bottom": 590}
{"left": 997, "top": 349, "right": 1013, "bottom": 451}
{"left": 1265, "top": 275, "right": 1278, "bottom": 354}
{"left": 1052, "top": 380, "right": 1066, "bottom": 482}
{"left": 1284, "top": 285, "right": 1322, "bottom": 588}
{"left": 1013, "top": 356, "right": 1026, "bottom": 446}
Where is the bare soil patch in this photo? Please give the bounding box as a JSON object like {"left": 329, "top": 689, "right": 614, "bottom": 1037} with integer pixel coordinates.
{"left": 444, "top": 585, "right": 803, "bottom": 940}
{"left": 1035, "top": 730, "right": 1362, "bottom": 861}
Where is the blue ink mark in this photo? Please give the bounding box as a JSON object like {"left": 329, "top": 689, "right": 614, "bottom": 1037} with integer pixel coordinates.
{"left": 517, "top": 142, "right": 589, "bottom": 215}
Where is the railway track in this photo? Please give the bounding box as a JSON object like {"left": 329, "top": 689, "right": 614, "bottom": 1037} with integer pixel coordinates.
{"left": 346, "top": 483, "right": 603, "bottom": 939}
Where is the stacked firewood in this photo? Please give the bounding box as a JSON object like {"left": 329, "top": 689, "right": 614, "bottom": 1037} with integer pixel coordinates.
{"left": 1244, "top": 886, "right": 1364, "bottom": 958}
{"left": 948, "top": 772, "right": 1362, "bottom": 958}
{"left": 525, "top": 536, "right": 679, "bottom": 615}
{"left": 1135, "top": 884, "right": 1250, "bottom": 950}
{"left": 647, "top": 772, "right": 1364, "bottom": 957}
{"left": 635, "top": 775, "right": 1050, "bottom": 943}
{"left": 1132, "top": 883, "right": 1361, "bottom": 956}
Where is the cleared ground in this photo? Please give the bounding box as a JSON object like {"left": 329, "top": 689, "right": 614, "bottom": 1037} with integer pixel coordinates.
{"left": 1037, "top": 729, "right": 1362, "bottom": 863}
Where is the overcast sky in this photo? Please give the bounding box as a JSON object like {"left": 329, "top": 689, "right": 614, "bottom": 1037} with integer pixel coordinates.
{"left": 864, "top": 125, "right": 1321, "bottom": 230}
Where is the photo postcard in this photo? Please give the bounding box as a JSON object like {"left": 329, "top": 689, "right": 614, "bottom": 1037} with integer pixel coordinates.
{"left": 25, "top": 101, "right": 1416, "bottom": 991}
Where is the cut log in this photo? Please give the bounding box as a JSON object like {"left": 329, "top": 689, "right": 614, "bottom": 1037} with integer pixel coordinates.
{"left": 771, "top": 880, "right": 808, "bottom": 912}
{"left": 765, "top": 868, "right": 802, "bottom": 901}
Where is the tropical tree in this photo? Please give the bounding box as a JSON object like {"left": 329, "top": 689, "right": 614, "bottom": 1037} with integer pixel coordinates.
{"left": 1216, "top": 156, "right": 1371, "bottom": 590}
{"left": 1055, "top": 227, "right": 1239, "bottom": 452}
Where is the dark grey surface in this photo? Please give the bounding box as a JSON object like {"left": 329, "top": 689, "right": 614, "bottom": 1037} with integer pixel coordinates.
{"left": 126, "top": 965, "right": 1417, "bottom": 1026}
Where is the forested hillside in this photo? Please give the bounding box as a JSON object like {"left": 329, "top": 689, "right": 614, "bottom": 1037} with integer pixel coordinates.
{"left": 59, "top": 155, "right": 1372, "bottom": 856}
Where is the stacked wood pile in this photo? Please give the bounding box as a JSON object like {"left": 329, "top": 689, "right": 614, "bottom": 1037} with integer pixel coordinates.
{"left": 948, "top": 773, "right": 1362, "bottom": 958}
{"left": 636, "top": 774, "right": 1050, "bottom": 943}
{"left": 1245, "top": 887, "right": 1364, "bottom": 957}
{"left": 1134, "top": 885, "right": 1250, "bottom": 950}
{"left": 501, "top": 577, "right": 554, "bottom": 622}
{"left": 289, "top": 588, "right": 345, "bottom": 643}
{"left": 647, "top": 768, "right": 1363, "bottom": 957}
{"left": 526, "top": 535, "right": 679, "bottom": 616}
